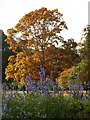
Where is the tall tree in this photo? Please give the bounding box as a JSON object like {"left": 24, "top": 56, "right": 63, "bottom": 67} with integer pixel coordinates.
{"left": 69, "top": 25, "right": 90, "bottom": 84}
{"left": 5, "top": 8, "right": 80, "bottom": 83}
{"left": 79, "top": 25, "right": 90, "bottom": 82}
{"left": 80, "top": 25, "right": 90, "bottom": 59}
{"left": 5, "top": 7, "right": 67, "bottom": 67}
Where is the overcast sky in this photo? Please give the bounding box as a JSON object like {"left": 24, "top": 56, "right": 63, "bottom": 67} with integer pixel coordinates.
{"left": 0, "top": 0, "right": 89, "bottom": 42}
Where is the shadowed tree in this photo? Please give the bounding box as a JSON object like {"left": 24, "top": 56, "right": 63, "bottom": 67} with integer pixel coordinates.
{"left": 79, "top": 25, "right": 90, "bottom": 83}
{"left": 1, "top": 30, "right": 15, "bottom": 82}
{"left": 68, "top": 25, "right": 90, "bottom": 87}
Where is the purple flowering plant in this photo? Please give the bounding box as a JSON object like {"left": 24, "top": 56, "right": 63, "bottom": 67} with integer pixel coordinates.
{"left": 2, "top": 68, "right": 90, "bottom": 119}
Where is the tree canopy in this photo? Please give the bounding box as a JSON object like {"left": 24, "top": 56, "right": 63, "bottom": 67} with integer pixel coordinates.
{"left": 5, "top": 8, "right": 80, "bottom": 84}
{"left": 5, "top": 7, "right": 67, "bottom": 66}
{"left": 68, "top": 25, "right": 90, "bottom": 85}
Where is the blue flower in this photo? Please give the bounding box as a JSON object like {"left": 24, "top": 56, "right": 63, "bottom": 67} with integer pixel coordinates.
{"left": 8, "top": 108, "right": 12, "bottom": 111}
{"left": 77, "top": 73, "right": 80, "bottom": 81}
{"left": 61, "top": 87, "right": 65, "bottom": 91}
{"left": 31, "top": 98, "right": 36, "bottom": 101}
{"left": 83, "top": 95, "right": 89, "bottom": 100}
{"left": 26, "top": 74, "right": 32, "bottom": 84}
{"left": 87, "top": 82, "right": 90, "bottom": 86}
{"left": 38, "top": 102, "right": 42, "bottom": 104}
{"left": 28, "top": 112, "right": 30, "bottom": 114}
{"left": 50, "top": 71, "right": 54, "bottom": 77}
{"left": 5, "top": 86, "right": 9, "bottom": 91}
{"left": 87, "top": 92, "right": 90, "bottom": 96}
{"left": 39, "top": 67, "right": 46, "bottom": 79}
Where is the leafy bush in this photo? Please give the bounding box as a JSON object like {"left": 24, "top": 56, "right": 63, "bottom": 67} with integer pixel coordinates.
{"left": 2, "top": 92, "right": 90, "bottom": 119}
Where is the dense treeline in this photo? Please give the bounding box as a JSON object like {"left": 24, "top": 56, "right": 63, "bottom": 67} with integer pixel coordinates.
{"left": 59, "top": 25, "right": 90, "bottom": 88}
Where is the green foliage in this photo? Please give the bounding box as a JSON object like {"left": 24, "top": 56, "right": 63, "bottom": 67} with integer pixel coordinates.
{"left": 2, "top": 93, "right": 90, "bottom": 119}
{"left": 2, "top": 30, "right": 15, "bottom": 83}
{"left": 79, "top": 25, "right": 90, "bottom": 59}
{"left": 69, "top": 60, "right": 88, "bottom": 83}
{"left": 79, "top": 25, "right": 90, "bottom": 82}
{"left": 69, "top": 25, "right": 90, "bottom": 84}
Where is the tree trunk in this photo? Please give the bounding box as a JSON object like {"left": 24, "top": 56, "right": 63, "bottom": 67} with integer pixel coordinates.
{"left": 41, "top": 44, "right": 45, "bottom": 68}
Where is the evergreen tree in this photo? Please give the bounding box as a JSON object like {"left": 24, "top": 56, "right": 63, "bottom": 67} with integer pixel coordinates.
{"left": 68, "top": 25, "right": 90, "bottom": 88}
{"left": 2, "top": 30, "right": 15, "bottom": 82}
{"left": 80, "top": 25, "right": 90, "bottom": 83}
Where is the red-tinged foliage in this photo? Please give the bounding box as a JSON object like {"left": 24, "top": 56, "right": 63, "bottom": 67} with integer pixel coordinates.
{"left": 5, "top": 44, "right": 80, "bottom": 83}
{"left": 44, "top": 45, "right": 80, "bottom": 69}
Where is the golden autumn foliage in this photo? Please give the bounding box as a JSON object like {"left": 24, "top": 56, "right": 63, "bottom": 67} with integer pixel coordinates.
{"left": 5, "top": 52, "right": 40, "bottom": 83}
{"left": 5, "top": 7, "right": 80, "bottom": 84}
{"left": 5, "top": 7, "right": 67, "bottom": 63}
{"left": 58, "top": 67, "right": 74, "bottom": 88}
{"left": 5, "top": 44, "right": 80, "bottom": 83}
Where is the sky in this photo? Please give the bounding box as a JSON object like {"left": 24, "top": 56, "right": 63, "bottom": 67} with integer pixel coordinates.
{"left": 0, "top": 0, "right": 89, "bottom": 42}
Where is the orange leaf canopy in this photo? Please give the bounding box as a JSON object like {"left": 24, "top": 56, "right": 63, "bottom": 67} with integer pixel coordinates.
{"left": 5, "top": 7, "right": 67, "bottom": 53}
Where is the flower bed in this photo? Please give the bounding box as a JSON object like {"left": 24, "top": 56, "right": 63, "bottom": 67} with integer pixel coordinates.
{"left": 2, "top": 91, "right": 90, "bottom": 119}
{"left": 2, "top": 77, "right": 90, "bottom": 119}
{"left": 2, "top": 67, "right": 90, "bottom": 119}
